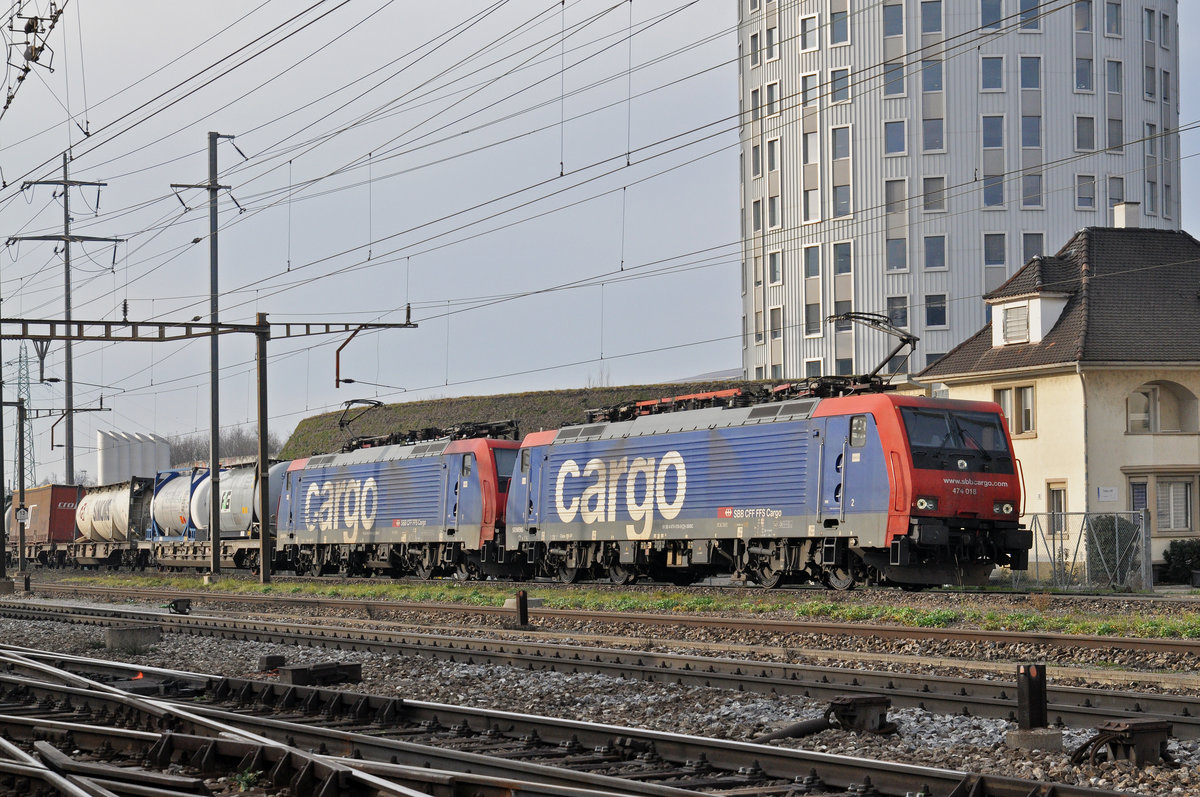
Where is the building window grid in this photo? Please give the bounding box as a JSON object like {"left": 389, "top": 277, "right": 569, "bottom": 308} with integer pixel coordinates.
{"left": 886, "top": 238, "right": 907, "bottom": 272}
{"left": 994, "top": 386, "right": 1036, "bottom": 434}
{"left": 1075, "top": 115, "right": 1096, "bottom": 151}
{"left": 923, "top": 118, "right": 945, "bottom": 151}
{"left": 887, "top": 296, "right": 909, "bottom": 328}
{"left": 1106, "top": 60, "right": 1122, "bottom": 94}
{"left": 923, "top": 176, "right": 946, "bottom": 212}
{"left": 981, "top": 56, "right": 1004, "bottom": 91}
{"left": 982, "top": 115, "right": 1004, "bottom": 149}
{"left": 769, "top": 306, "right": 783, "bottom": 340}
{"left": 921, "top": 0, "right": 942, "bottom": 34}
{"left": 981, "top": 0, "right": 1002, "bottom": 30}
{"left": 766, "top": 138, "right": 779, "bottom": 172}
{"left": 765, "top": 25, "right": 778, "bottom": 60}
{"left": 800, "top": 16, "right": 818, "bottom": 51}
{"left": 830, "top": 10, "right": 849, "bottom": 45}
{"left": 1075, "top": 0, "right": 1092, "bottom": 32}
{"left": 1105, "top": 1, "right": 1121, "bottom": 36}
{"left": 803, "top": 245, "right": 819, "bottom": 278}
{"left": 1021, "top": 56, "right": 1041, "bottom": 89}
{"left": 884, "top": 120, "right": 906, "bottom": 155}
{"left": 768, "top": 250, "right": 782, "bottom": 284}
{"left": 834, "top": 300, "right": 852, "bottom": 331}
{"left": 831, "top": 68, "right": 851, "bottom": 103}
{"left": 766, "top": 81, "right": 779, "bottom": 116}
{"left": 1075, "top": 58, "right": 1093, "bottom": 91}
{"left": 925, "top": 294, "right": 948, "bottom": 327}
{"left": 751, "top": 144, "right": 761, "bottom": 177}
{"left": 883, "top": 4, "right": 904, "bottom": 37}
{"left": 750, "top": 32, "right": 760, "bottom": 68}
{"left": 1021, "top": 0, "right": 1041, "bottom": 30}
{"left": 1076, "top": 174, "right": 1097, "bottom": 209}
{"left": 833, "top": 242, "right": 853, "bottom": 275}
{"left": 922, "top": 60, "right": 943, "bottom": 93}
{"left": 1022, "top": 174, "right": 1043, "bottom": 208}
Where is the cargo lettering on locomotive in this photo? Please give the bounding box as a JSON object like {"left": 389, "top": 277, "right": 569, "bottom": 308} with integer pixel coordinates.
{"left": 554, "top": 451, "right": 686, "bottom": 535}
{"left": 304, "top": 477, "right": 378, "bottom": 532}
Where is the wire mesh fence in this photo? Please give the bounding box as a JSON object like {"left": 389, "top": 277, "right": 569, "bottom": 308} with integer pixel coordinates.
{"left": 1010, "top": 511, "right": 1151, "bottom": 590}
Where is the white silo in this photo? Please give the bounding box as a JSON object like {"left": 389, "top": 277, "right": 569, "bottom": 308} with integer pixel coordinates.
{"left": 96, "top": 431, "right": 116, "bottom": 485}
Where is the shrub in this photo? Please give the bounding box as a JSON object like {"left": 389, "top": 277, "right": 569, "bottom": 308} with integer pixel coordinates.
{"left": 1085, "top": 515, "right": 1142, "bottom": 587}
{"left": 1162, "top": 539, "right": 1200, "bottom": 584}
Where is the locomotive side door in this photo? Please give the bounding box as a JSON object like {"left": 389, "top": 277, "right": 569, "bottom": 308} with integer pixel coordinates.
{"left": 820, "top": 415, "right": 852, "bottom": 525}
{"left": 443, "top": 454, "right": 473, "bottom": 537}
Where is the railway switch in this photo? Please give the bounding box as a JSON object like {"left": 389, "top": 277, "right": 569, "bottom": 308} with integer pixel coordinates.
{"left": 1070, "top": 720, "right": 1177, "bottom": 768}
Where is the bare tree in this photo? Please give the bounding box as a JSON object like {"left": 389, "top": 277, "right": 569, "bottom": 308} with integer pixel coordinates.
{"left": 169, "top": 426, "right": 283, "bottom": 466}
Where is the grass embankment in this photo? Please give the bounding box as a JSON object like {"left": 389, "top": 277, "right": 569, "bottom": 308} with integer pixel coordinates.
{"left": 54, "top": 574, "right": 1200, "bottom": 640}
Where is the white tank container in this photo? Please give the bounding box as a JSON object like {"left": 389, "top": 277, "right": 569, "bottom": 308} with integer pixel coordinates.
{"left": 151, "top": 473, "right": 194, "bottom": 536}
{"left": 75, "top": 484, "right": 132, "bottom": 542}
{"left": 220, "top": 465, "right": 256, "bottom": 534}
{"left": 190, "top": 472, "right": 212, "bottom": 532}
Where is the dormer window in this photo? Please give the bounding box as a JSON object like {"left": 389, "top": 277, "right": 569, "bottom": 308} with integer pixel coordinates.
{"left": 1002, "top": 303, "right": 1030, "bottom": 343}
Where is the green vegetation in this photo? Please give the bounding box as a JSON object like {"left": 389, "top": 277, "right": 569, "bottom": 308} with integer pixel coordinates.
{"left": 280, "top": 381, "right": 766, "bottom": 457}
{"left": 1162, "top": 539, "right": 1200, "bottom": 584}
{"left": 55, "top": 573, "right": 1200, "bottom": 640}
{"left": 233, "top": 769, "right": 262, "bottom": 792}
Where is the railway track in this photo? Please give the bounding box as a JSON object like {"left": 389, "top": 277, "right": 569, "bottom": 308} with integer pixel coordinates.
{"left": 0, "top": 597, "right": 1197, "bottom": 741}
{"left": 28, "top": 580, "right": 1200, "bottom": 656}
{"left": 0, "top": 647, "right": 1143, "bottom": 796}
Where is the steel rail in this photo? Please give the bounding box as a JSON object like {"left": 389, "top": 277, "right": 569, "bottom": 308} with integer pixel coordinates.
{"left": 1, "top": 600, "right": 1197, "bottom": 741}
{"left": 30, "top": 581, "right": 1200, "bottom": 656}
{"left": 0, "top": 653, "right": 1140, "bottom": 797}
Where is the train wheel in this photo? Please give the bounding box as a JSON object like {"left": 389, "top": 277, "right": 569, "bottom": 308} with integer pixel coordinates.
{"left": 556, "top": 565, "right": 582, "bottom": 584}
{"left": 454, "top": 561, "right": 482, "bottom": 581}
{"left": 822, "top": 567, "right": 856, "bottom": 591}
{"left": 607, "top": 562, "right": 636, "bottom": 585}
{"left": 411, "top": 563, "right": 432, "bottom": 580}
{"left": 754, "top": 563, "right": 783, "bottom": 589}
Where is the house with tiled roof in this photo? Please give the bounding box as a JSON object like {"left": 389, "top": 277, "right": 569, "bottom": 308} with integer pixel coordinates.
{"left": 919, "top": 208, "right": 1200, "bottom": 566}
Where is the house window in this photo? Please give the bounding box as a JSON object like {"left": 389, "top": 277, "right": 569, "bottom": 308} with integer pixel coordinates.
{"left": 803, "top": 130, "right": 819, "bottom": 163}
{"left": 982, "top": 116, "right": 1004, "bottom": 149}
{"left": 884, "top": 5, "right": 904, "bottom": 37}
{"left": 887, "top": 296, "right": 908, "bottom": 327}
{"left": 1075, "top": 0, "right": 1092, "bottom": 31}
{"left": 884, "top": 63, "right": 905, "bottom": 96}
{"left": 830, "top": 10, "right": 849, "bottom": 44}
{"left": 836, "top": 358, "right": 853, "bottom": 376}
{"left": 751, "top": 88, "right": 761, "bottom": 120}
{"left": 832, "top": 127, "right": 851, "bottom": 159}
{"left": 805, "top": 303, "right": 821, "bottom": 334}
{"left": 831, "top": 69, "right": 850, "bottom": 102}
{"left": 921, "top": 1, "right": 942, "bottom": 33}
{"left": 1022, "top": 174, "right": 1042, "bottom": 208}
{"left": 765, "top": 25, "right": 778, "bottom": 59}
{"left": 1108, "top": 176, "right": 1124, "bottom": 208}
{"left": 769, "top": 307, "right": 782, "bottom": 339}
{"left": 1157, "top": 480, "right": 1192, "bottom": 532}
{"left": 886, "top": 238, "right": 907, "bottom": 271}
{"left": 805, "top": 359, "right": 822, "bottom": 377}
{"left": 755, "top": 366, "right": 764, "bottom": 379}
{"left": 1105, "top": 1, "right": 1121, "bottom": 35}
{"left": 981, "top": 56, "right": 1003, "bottom": 90}
{"left": 768, "top": 194, "right": 780, "bottom": 227}
{"left": 1162, "top": 70, "right": 1171, "bottom": 104}
{"left": 1021, "top": 0, "right": 1041, "bottom": 29}
{"left": 754, "top": 255, "right": 763, "bottom": 286}
{"left": 834, "top": 300, "right": 852, "bottom": 330}
{"left": 766, "top": 81, "right": 779, "bottom": 116}
{"left": 1106, "top": 60, "right": 1122, "bottom": 94}
{"left": 983, "top": 175, "right": 1003, "bottom": 207}
{"left": 755, "top": 311, "right": 764, "bottom": 343}
{"left": 1107, "top": 118, "right": 1122, "bottom": 150}
{"left": 833, "top": 184, "right": 851, "bottom": 217}
{"left": 885, "top": 120, "right": 906, "bottom": 154}
{"left": 922, "top": 60, "right": 943, "bottom": 92}
{"left": 804, "top": 245, "right": 820, "bottom": 278}
{"left": 924, "top": 235, "right": 946, "bottom": 270}
{"left": 1002, "top": 303, "right": 1029, "bottom": 343}
{"left": 1076, "top": 175, "right": 1096, "bottom": 209}
{"left": 1048, "top": 483, "right": 1067, "bottom": 535}
{"left": 923, "top": 177, "right": 946, "bottom": 211}
{"left": 1143, "top": 8, "right": 1155, "bottom": 41}
{"left": 1020, "top": 56, "right": 1041, "bottom": 89}
{"left": 1145, "top": 65, "right": 1156, "bottom": 98}
{"left": 800, "top": 16, "right": 818, "bottom": 50}
{"left": 925, "top": 294, "right": 947, "bottom": 327}
{"left": 1075, "top": 58, "right": 1092, "bottom": 91}
{"left": 995, "top": 385, "right": 1036, "bottom": 433}
{"left": 925, "top": 352, "right": 945, "bottom": 368}
{"left": 1075, "top": 116, "right": 1095, "bottom": 150}
{"left": 885, "top": 180, "right": 906, "bottom": 214}
{"left": 984, "top": 233, "right": 1006, "bottom": 266}
{"left": 767, "top": 138, "right": 779, "bottom": 171}
{"left": 833, "top": 242, "right": 852, "bottom": 274}
{"left": 804, "top": 188, "right": 820, "bottom": 221}
{"left": 1023, "top": 232, "right": 1044, "bottom": 262}
{"left": 768, "top": 250, "right": 782, "bottom": 284}
{"left": 1146, "top": 180, "right": 1158, "bottom": 215}
{"left": 752, "top": 199, "right": 762, "bottom": 230}
{"left": 1161, "top": 14, "right": 1170, "bottom": 48}
{"left": 750, "top": 32, "right": 760, "bottom": 67}
{"left": 771, "top": 365, "right": 783, "bottom": 379}
{"left": 1126, "top": 382, "right": 1197, "bottom": 433}
{"left": 802, "top": 73, "right": 818, "bottom": 106}
{"left": 981, "top": 0, "right": 1002, "bottom": 29}
{"left": 923, "top": 118, "right": 944, "bottom": 151}
{"left": 1022, "top": 115, "right": 1041, "bottom": 148}
{"left": 751, "top": 144, "right": 761, "bottom": 177}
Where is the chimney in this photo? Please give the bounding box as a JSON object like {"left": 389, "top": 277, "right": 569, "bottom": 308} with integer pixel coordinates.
{"left": 1114, "top": 201, "right": 1141, "bottom": 229}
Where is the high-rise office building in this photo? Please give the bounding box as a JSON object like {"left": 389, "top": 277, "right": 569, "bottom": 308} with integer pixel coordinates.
{"left": 739, "top": 0, "right": 1180, "bottom": 379}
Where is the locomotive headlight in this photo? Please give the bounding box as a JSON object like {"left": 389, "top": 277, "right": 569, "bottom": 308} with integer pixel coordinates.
{"left": 993, "top": 501, "right": 1015, "bottom": 515}
{"left": 915, "top": 496, "right": 938, "bottom": 511}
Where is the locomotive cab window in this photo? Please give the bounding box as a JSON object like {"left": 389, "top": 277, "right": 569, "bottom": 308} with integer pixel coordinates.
{"left": 849, "top": 416, "right": 868, "bottom": 447}
{"left": 520, "top": 449, "right": 531, "bottom": 472}
{"left": 900, "top": 407, "right": 1014, "bottom": 474}
{"left": 494, "top": 448, "right": 518, "bottom": 493}
{"left": 462, "top": 454, "right": 474, "bottom": 478}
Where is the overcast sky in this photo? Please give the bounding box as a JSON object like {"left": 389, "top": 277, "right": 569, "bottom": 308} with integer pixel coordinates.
{"left": 0, "top": 1, "right": 1195, "bottom": 484}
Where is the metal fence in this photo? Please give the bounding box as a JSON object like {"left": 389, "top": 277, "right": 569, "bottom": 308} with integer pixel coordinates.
{"left": 1009, "top": 511, "right": 1151, "bottom": 590}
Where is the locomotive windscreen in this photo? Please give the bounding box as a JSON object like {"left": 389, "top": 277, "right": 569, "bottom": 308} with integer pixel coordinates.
{"left": 900, "top": 407, "right": 1014, "bottom": 474}
{"left": 493, "top": 448, "right": 518, "bottom": 493}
